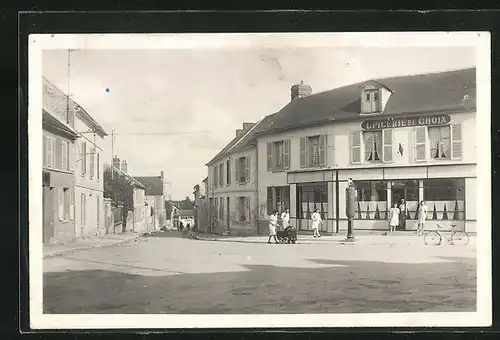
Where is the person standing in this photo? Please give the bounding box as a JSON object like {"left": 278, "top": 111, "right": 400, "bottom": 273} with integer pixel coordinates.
{"left": 388, "top": 203, "right": 400, "bottom": 233}
{"left": 398, "top": 199, "right": 407, "bottom": 231}
{"left": 281, "top": 208, "right": 290, "bottom": 230}
{"left": 416, "top": 201, "right": 428, "bottom": 236}
{"left": 311, "top": 208, "right": 323, "bottom": 238}
{"left": 268, "top": 210, "right": 279, "bottom": 244}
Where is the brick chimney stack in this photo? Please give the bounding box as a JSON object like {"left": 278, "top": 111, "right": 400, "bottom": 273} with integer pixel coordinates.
{"left": 291, "top": 80, "right": 312, "bottom": 100}
{"left": 236, "top": 129, "right": 244, "bottom": 137}
{"left": 112, "top": 155, "right": 120, "bottom": 169}
{"left": 242, "top": 122, "right": 255, "bottom": 131}
{"left": 121, "top": 160, "right": 128, "bottom": 173}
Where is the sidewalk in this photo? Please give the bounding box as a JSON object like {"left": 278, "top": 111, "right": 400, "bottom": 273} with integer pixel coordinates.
{"left": 197, "top": 233, "right": 476, "bottom": 247}
{"left": 43, "top": 232, "right": 146, "bottom": 258}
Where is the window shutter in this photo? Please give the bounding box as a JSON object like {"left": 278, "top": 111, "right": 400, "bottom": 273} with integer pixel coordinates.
{"left": 55, "top": 138, "right": 62, "bottom": 169}
{"left": 451, "top": 124, "right": 462, "bottom": 160}
{"left": 97, "top": 153, "right": 100, "bottom": 179}
{"left": 245, "top": 156, "right": 250, "bottom": 183}
{"left": 90, "top": 148, "right": 95, "bottom": 177}
{"left": 266, "top": 142, "right": 272, "bottom": 171}
{"left": 267, "top": 187, "right": 273, "bottom": 215}
{"left": 299, "top": 137, "right": 306, "bottom": 168}
{"left": 319, "top": 135, "right": 327, "bottom": 166}
{"left": 235, "top": 159, "right": 240, "bottom": 184}
{"left": 382, "top": 129, "right": 393, "bottom": 163}
{"left": 351, "top": 131, "right": 361, "bottom": 164}
{"left": 246, "top": 196, "right": 251, "bottom": 223}
{"left": 415, "top": 127, "right": 427, "bottom": 162}
{"left": 43, "top": 135, "right": 47, "bottom": 167}
{"left": 81, "top": 142, "right": 87, "bottom": 175}
{"left": 283, "top": 140, "right": 290, "bottom": 169}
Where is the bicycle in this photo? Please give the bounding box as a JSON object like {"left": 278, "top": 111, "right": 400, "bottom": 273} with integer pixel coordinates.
{"left": 423, "top": 223, "right": 469, "bottom": 246}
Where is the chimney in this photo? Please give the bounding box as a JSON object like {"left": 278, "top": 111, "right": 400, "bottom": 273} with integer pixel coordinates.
{"left": 291, "top": 80, "right": 312, "bottom": 101}
{"left": 242, "top": 122, "right": 255, "bottom": 131}
{"left": 236, "top": 129, "right": 244, "bottom": 137}
{"left": 112, "top": 155, "right": 120, "bottom": 169}
{"left": 121, "top": 160, "right": 128, "bottom": 173}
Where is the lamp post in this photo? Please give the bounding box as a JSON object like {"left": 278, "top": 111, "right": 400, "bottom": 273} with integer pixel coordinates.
{"left": 345, "top": 180, "right": 356, "bottom": 242}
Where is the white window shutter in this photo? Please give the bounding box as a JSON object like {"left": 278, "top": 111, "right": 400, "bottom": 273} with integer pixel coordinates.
{"left": 43, "top": 135, "right": 47, "bottom": 167}
{"left": 245, "top": 156, "right": 250, "bottom": 183}
{"left": 319, "top": 135, "right": 327, "bottom": 166}
{"left": 283, "top": 140, "right": 290, "bottom": 169}
{"left": 382, "top": 129, "right": 393, "bottom": 163}
{"left": 351, "top": 131, "right": 361, "bottom": 164}
{"left": 58, "top": 188, "right": 64, "bottom": 221}
{"left": 451, "top": 124, "right": 462, "bottom": 160}
{"left": 266, "top": 142, "right": 272, "bottom": 171}
{"left": 299, "top": 137, "right": 306, "bottom": 168}
{"left": 69, "top": 187, "right": 74, "bottom": 220}
{"left": 235, "top": 159, "right": 240, "bottom": 184}
{"left": 415, "top": 127, "right": 427, "bottom": 162}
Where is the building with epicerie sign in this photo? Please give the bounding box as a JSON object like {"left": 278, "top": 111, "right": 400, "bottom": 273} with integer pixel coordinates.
{"left": 253, "top": 67, "right": 477, "bottom": 234}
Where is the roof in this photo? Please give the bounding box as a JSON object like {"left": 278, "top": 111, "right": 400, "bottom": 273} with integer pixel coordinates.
{"left": 254, "top": 67, "right": 476, "bottom": 135}
{"left": 112, "top": 166, "right": 146, "bottom": 189}
{"left": 178, "top": 209, "right": 194, "bottom": 217}
{"left": 43, "top": 77, "right": 108, "bottom": 138}
{"left": 42, "top": 110, "right": 79, "bottom": 139}
{"left": 205, "top": 118, "right": 269, "bottom": 165}
{"left": 133, "top": 176, "right": 163, "bottom": 196}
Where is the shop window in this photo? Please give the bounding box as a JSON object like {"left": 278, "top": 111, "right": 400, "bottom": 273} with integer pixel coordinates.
{"left": 267, "top": 186, "right": 290, "bottom": 215}
{"left": 297, "top": 182, "right": 328, "bottom": 225}
{"left": 354, "top": 180, "right": 387, "bottom": 220}
{"left": 423, "top": 178, "right": 465, "bottom": 220}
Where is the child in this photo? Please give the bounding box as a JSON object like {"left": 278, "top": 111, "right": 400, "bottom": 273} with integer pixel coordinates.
{"left": 416, "top": 201, "right": 428, "bottom": 236}
{"left": 311, "top": 208, "right": 322, "bottom": 238}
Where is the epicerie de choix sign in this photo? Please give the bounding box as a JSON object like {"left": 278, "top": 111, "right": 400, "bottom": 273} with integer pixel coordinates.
{"left": 361, "top": 114, "right": 451, "bottom": 131}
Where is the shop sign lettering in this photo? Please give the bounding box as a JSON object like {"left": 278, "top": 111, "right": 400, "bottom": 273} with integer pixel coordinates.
{"left": 361, "top": 114, "right": 451, "bottom": 131}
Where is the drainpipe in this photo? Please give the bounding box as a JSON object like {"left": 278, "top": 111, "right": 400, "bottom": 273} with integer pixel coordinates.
{"left": 255, "top": 144, "right": 259, "bottom": 235}
{"left": 335, "top": 170, "right": 339, "bottom": 233}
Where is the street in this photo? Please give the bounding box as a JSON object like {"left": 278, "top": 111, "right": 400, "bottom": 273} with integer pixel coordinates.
{"left": 43, "top": 233, "right": 477, "bottom": 314}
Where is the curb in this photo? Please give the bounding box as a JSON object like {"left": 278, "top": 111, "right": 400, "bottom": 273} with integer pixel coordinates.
{"left": 43, "top": 234, "right": 147, "bottom": 258}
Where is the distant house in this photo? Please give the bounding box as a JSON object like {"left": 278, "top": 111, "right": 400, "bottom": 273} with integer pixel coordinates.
{"left": 134, "top": 172, "right": 166, "bottom": 232}
{"left": 104, "top": 156, "right": 147, "bottom": 233}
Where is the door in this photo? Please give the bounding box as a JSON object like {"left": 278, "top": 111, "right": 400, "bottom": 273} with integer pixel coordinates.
{"left": 391, "top": 184, "right": 406, "bottom": 231}
{"left": 43, "top": 187, "right": 55, "bottom": 243}
{"left": 226, "top": 197, "right": 230, "bottom": 232}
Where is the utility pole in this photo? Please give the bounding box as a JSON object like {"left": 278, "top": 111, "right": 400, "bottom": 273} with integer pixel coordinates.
{"left": 111, "top": 129, "right": 115, "bottom": 179}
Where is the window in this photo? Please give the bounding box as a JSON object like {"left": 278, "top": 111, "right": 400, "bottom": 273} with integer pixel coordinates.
{"left": 363, "top": 89, "right": 380, "bottom": 113}
{"left": 428, "top": 126, "right": 451, "bottom": 159}
{"left": 81, "top": 142, "right": 87, "bottom": 175}
{"left": 90, "top": 147, "right": 95, "bottom": 178}
{"left": 415, "top": 124, "right": 462, "bottom": 162}
{"left": 300, "top": 135, "right": 327, "bottom": 168}
{"left": 219, "top": 197, "right": 224, "bottom": 220}
{"left": 423, "top": 178, "right": 465, "bottom": 220}
{"left": 237, "top": 196, "right": 250, "bottom": 223}
{"left": 213, "top": 166, "right": 218, "bottom": 188}
{"left": 297, "top": 183, "right": 328, "bottom": 231}
{"left": 235, "top": 156, "right": 250, "bottom": 184}
{"left": 354, "top": 181, "right": 388, "bottom": 220}
{"left": 44, "top": 135, "right": 56, "bottom": 168}
{"left": 219, "top": 163, "right": 224, "bottom": 187}
{"left": 266, "top": 186, "right": 290, "bottom": 215}
{"left": 363, "top": 131, "right": 382, "bottom": 161}
{"left": 267, "top": 140, "right": 290, "bottom": 172}
{"left": 226, "top": 159, "right": 231, "bottom": 185}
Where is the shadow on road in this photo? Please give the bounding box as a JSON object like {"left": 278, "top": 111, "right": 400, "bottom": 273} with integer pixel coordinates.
{"left": 44, "top": 257, "right": 476, "bottom": 314}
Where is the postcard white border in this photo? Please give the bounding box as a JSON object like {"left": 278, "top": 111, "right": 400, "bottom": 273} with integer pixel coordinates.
{"left": 28, "top": 32, "right": 491, "bottom": 329}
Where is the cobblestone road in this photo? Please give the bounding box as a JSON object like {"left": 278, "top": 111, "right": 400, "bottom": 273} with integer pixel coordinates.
{"left": 43, "top": 232, "right": 477, "bottom": 314}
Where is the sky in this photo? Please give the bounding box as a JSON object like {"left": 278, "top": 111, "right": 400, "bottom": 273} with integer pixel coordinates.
{"left": 42, "top": 45, "right": 476, "bottom": 200}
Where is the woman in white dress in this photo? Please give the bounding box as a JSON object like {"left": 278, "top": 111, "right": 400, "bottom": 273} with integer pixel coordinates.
{"left": 389, "top": 203, "right": 400, "bottom": 233}
{"left": 268, "top": 210, "right": 279, "bottom": 244}
{"left": 416, "top": 201, "right": 428, "bottom": 236}
{"left": 311, "top": 208, "right": 322, "bottom": 238}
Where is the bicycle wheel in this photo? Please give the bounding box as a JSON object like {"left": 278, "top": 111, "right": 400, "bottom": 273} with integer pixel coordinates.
{"left": 451, "top": 231, "right": 469, "bottom": 245}
{"left": 424, "top": 231, "right": 441, "bottom": 245}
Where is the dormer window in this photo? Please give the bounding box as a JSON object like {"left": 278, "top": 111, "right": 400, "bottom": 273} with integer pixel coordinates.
{"left": 364, "top": 89, "right": 380, "bottom": 113}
